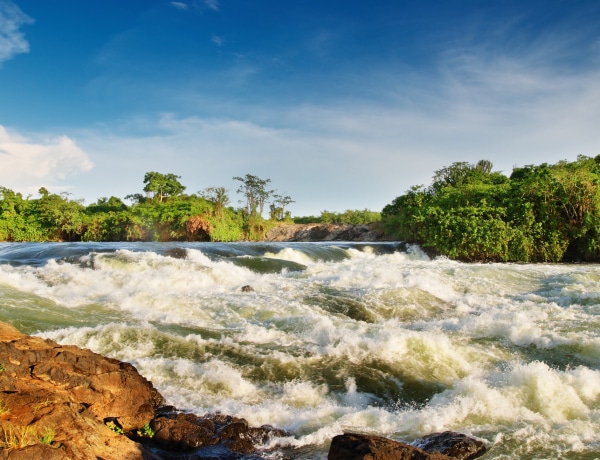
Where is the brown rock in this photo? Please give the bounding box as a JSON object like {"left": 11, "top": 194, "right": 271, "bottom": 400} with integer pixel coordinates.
{"left": 413, "top": 431, "right": 487, "bottom": 460}
{"left": 0, "top": 321, "right": 162, "bottom": 459}
{"left": 328, "top": 433, "right": 454, "bottom": 460}
{"left": 151, "top": 413, "right": 219, "bottom": 450}
{"left": 149, "top": 411, "right": 289, "bottom": 455}
{"left": 263, "top": 223, "right": 393, "bottom": 242}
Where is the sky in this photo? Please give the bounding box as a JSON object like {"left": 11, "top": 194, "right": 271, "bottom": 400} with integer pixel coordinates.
{"left": 1, "top": 1, "right": 600, "bottom": 216}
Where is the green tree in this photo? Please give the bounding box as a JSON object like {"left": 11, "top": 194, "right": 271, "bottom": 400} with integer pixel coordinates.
{"left": 233, "top": 174, "right": 273, "bottom": 218}
{"left": 269, "top": 194, "right": 295, "bottom": 221}
{"left": 382, "top": 156, "right": 600, "bottom": 262}
{"left": 37, "top": 190, "right": 86, "bottom": 241}
{"left": 201, "top": 187, "right": 230, "bottom": 218}
{"left": 142, "top": 172, "right": 186, "bottom": 202}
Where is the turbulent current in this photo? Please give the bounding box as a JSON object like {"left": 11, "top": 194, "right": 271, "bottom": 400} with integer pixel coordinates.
{"left": 1, "top": 241, "right": 600, "bottom": 459}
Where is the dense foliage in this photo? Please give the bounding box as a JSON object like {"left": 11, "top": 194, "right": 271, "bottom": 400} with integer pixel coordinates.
{"left": 0, "top": 173, "right": 291, "bottom": 242}
{"left": 382, "top": 156, "right": 600, "bottom": 262}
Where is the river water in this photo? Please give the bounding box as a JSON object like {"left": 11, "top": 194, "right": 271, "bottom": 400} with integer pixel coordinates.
{"left": 1, "top": 241, "right": 599, "bottom": 459}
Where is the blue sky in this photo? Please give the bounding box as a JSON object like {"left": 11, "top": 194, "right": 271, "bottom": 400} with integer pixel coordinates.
{"left": 1, "top": 1, "right": 600, "bottom": 216}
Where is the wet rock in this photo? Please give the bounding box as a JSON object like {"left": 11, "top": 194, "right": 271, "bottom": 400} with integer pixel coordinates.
{"left": 328, "top": 432, "right": 453, "bottom": 459}
{"left": 241, "top": 285, "right": 255, "bottom": 292}
{"left": 149, "top": 411, "right": 289, "bottom": 455}
{"left": 412, "top": 431, "right": 487, "bottom": 460}
{"left": 151, "top": 413, "right": 219, "bottom": 450}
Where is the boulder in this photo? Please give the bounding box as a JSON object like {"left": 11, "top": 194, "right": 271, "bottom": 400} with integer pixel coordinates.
{"left": 148, "top": 411, "right": 289, "bottom": 455}
{"left": 0, "top": 321, "right": 162, "bottom": 459}
{"left": 328, "top": 432, "right": 487, "bottom": 460}
{"left": 328, "top": 433, "right": 453, "bottom": 459}
{"left": 412, "top": 431, "right": 487, "bottom": 459}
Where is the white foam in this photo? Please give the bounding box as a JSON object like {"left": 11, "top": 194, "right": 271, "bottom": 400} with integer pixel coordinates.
{"left": 5, "top": 243, "right": 600, "bottom": 458}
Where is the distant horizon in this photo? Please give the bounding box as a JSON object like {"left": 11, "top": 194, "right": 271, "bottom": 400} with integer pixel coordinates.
{"left": 1, "top": 1, "right": 600, "bottom": 216}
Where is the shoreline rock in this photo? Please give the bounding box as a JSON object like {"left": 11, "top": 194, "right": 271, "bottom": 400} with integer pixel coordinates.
{"left": 263, "top": 223, "right": 395, "bottom": 242}
{"left": 0, "top": 322, "right": 487, "bottom": 459}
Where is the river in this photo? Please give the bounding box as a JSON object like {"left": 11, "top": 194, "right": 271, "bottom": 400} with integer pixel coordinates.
{"left": 1, "top": 241, "right": 599, "bottom": 459}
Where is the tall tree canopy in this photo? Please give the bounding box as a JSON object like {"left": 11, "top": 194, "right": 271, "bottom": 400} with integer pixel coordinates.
{"left": 142, "top": 172, "right": 186, "bottom": 202}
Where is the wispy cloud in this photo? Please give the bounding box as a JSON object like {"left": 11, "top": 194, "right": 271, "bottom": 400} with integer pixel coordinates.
{"left": 211, "top": 34, "right": 223, "bottom": 47}
{"left": 0, "top": 125, "right": 93, "bottom": 196}
{"left": 170, "top": 2, "right": 188, "bottom": 11}
{"left": 203, "top": 0, "right": 219, "bottom": 11}
{"left": 0, "top": 1, "right": 34, "bottom": 65}
{"left": 168, "top": 0, "right": 219, "bottom": 15}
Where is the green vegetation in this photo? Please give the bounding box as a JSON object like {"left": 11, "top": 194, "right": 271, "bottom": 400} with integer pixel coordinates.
{"left": 136, "top": 423, "right": 154, "bottom": 438}
{"left": 105, "top": 421, "right": 124, "bottom": 435}
{"left": 0, "top": 173, "right": 302, "bottom": 242}
{"left": 294, "top": 209, "right": 381, "bottom": 225}
{"left": 382, "top": 155, "right": 600, "bottom": 262}
{"left": 38, "top": 427, "right": 55, "bottom": 445}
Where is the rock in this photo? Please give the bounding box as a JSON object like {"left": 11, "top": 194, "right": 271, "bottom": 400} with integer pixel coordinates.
{"left": 241, "top": 285, "right": 255, "bottom": 292}
{"left": 328, "top": 432, "right": 453, "bottom": 459}
{"left": 149, "top": 411, "right": 289, "bottom": 455}
{"left": 151, "top": 413, "right": 219, "bottom": 450}
{"left": 412, "top": 431, "right": 487, "bottom": 460}
{"left": 263, "top": 223, "right": 394, "bottom": 242}
{"left": 0, "top": 321, "right": 162, "bottom": 460}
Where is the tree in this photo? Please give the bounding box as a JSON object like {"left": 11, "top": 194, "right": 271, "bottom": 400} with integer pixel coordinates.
{"left": 201, "top": 187, "right": 230, "bottom": 218}
{"left": 233, "top": 174, "right": 273, "bottom": 218}
{"left": 142, "top": 172, "right": 186, "bottom": 202}
{"left": 269, "top": 194, "right": 295, "bottom": 221}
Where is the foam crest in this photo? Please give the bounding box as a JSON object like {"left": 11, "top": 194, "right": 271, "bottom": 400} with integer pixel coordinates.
{"left": 264, "top": 248, "right": 317, "bottom": 266}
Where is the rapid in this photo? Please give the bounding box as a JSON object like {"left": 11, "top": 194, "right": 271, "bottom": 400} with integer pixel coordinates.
{"left": 1, "top": 241, "right": 600, "bottom": 459}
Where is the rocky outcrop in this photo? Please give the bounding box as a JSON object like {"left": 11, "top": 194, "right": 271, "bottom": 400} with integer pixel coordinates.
{"left": 328, "top": 432, "right": 487, "bottom": 460}
{"left": 263, "top": 223, "right": 394, "bottom": 242}
{"left": 0, "top": 321, "right": 161, "bottom": 459}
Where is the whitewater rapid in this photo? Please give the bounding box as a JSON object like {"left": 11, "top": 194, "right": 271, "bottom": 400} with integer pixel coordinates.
{"left": 1, "top": 242, "right": 599, "bottom": 459}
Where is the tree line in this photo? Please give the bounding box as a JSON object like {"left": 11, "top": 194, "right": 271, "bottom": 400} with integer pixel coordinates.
{"left": 382, "top": 155, "right": 600, "bottom": 262}
{"left": 0, "top": 173, "right": 294, "bottom": 242}
{"left": 0, "top": 172, "right": 380, "bottom": 243}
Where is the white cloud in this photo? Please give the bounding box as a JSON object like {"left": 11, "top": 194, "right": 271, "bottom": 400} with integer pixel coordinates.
{"left": 0, "top": 126, "right": 93, "bottom": 196}
{"left": 203, "top": 0, "right": 219, "bottom": 11}
{"left": 0, "top": 1, "right": 33, "bottom": 65}
{"left": 211, "top": 34, "right": 223, "bottom": 47}
{"left": 170, "top": 2, "right": 188, "bottom": 11}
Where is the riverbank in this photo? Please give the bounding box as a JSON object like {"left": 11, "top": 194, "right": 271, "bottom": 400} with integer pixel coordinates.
{"left": 263, "top": 222, "right": 394, "bottom": 242}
